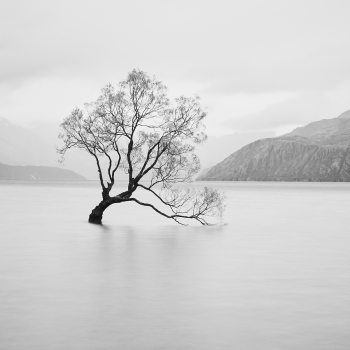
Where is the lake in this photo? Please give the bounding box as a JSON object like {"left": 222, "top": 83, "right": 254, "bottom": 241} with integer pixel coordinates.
{"left": 0, "top": 180, "right": 350, "bottom": 349}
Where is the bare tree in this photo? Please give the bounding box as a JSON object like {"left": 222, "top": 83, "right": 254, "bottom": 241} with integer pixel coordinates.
{"left": 57, "top": 69, "right": 225, "bottom": 225}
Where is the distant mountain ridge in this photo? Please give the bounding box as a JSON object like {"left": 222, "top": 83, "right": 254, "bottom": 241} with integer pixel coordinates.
{"left": 198, "top": 110, "right": 350, "bottom": 182}
{"left": 0, "top": 162, "right": 86, "bottom": 180}
{"left": 0, "top": 116, "right": 98, "bottom": 179}
{"left": 0, "top": 116, "right": 276, "bottom": 180}
{"left": 0, "top": 116, "right": 54, "bottom": 166}
{"left": 285, "top": 109, "right": 350, "bottom": 145}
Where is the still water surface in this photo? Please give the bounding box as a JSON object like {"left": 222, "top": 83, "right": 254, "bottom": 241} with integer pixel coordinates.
{"left": 0, "top": 181, "right": 350, "bottom": 349}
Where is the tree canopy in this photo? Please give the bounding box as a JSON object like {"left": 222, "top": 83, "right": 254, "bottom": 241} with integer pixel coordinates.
{"left": 57, "top": 69, "right": 225, "bottom": 225}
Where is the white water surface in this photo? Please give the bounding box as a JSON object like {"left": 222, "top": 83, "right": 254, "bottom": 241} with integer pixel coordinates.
{"left": 1, "top": 180, "right": 350, "bottom": 350}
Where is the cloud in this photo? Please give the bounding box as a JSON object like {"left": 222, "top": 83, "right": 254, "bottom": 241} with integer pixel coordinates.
{"left": 1, "top": 0, "right": 350, "bottom": 92}
{"left": 0, "top": 76, "right": 99, "bottom": 124}
{"left": 1, "top": 0, "right": 350, "bottom": 133}
{"left": 201, "top": 91, "right": 294, "bottom": 135}
{"left": 220, "top": 87, "right": 350, "bottom": 132}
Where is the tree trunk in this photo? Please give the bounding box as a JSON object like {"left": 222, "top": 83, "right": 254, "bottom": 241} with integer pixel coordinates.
{"left": 88, "top": 190, "right": 131, "bottom": 224}
{"left": 88, "top": 200, "right": 112, "bottom": 224}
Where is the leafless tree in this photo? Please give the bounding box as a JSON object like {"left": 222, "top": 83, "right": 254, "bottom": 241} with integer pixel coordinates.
{"left": 57, "top": 69, "right": 225, "bottom": 225}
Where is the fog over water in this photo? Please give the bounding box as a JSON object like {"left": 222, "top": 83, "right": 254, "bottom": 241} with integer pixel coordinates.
{"left": 1, "top": 181, "right": 350, "bottom": 349}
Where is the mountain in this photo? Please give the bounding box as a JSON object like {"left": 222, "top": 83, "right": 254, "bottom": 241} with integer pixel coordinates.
{"left": 0, "top": 162, "right": 86, "bottom": 180}
{"left": 198, "top": 110, "right": 350, "bottom": 182}
{"left": 0, "top": 116, "right": 56, "bottom": 166}
{"left": 194, "top": 130, "right": 275, "bottom": 170}
{"left": 0, "top": 117, "right": 98, "bottom": 179}
{"left": 195, "top": 166, "right": 213, "bottom": 179}
{"left": 0, "top": 116, "right": 275, "bottom": 181}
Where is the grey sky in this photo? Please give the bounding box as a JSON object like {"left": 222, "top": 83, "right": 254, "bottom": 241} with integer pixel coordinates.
{"left": 1, "top": 0, "right": 350, "bottom": 135}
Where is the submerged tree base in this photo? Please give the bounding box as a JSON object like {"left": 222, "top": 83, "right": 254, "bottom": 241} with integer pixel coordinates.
{"left": 88, "top": 213, "right": 103, "bottom": 224}
{"left": 88, "top": 200, "right": 111, "bottom": 224}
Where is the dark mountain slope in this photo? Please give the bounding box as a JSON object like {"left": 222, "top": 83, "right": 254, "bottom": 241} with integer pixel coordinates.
{"left": 198, "top": 110, "right": 350, "bottom": 182}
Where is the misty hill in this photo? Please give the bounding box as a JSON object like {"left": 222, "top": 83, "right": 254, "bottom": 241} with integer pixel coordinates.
{"left": 31, "top": 121, "right": 275, "bottom": 178}
{"left": 0, "top": 116, "right": 55, "bottom": 166}
{"left": 0, "top": 116, "right": 275, "bottom": 181}
{"left": 196, "top": 166, "right": 213, "bottom": 179}
{"left": 198, "top": 110, "right": 350, "bottom": 182}
{"left": 0, "top": 162, "right": 86, "bottom": 180}
{"left": 0, "top": 117, "right": 98, "bottom": 179}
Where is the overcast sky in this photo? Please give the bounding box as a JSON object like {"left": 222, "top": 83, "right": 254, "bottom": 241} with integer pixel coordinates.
{"left": 1, "top": 0, "right": 350, "bottom": 136}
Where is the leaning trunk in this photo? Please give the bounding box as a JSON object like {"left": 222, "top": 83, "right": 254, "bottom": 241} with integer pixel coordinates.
{"left": 88, "top": 199, "right": 112, "bottom": 224}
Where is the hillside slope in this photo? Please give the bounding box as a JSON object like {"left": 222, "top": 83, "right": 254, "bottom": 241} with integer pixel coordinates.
{"left": 198, "top": 110, "right": 350, "bottom": 182}
{"left": 0, "top": 116, "right": 55, "bottom": 166}
{"left": 0, "top": 117, "right": 99, "bottom": 179}
{"left": 0, "top": 162, "right": 86, "bottom": 180}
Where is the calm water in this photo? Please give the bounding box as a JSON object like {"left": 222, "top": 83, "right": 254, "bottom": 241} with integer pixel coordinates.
{"left": 0, "top": 181, "right": 350, "bottom": 349}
